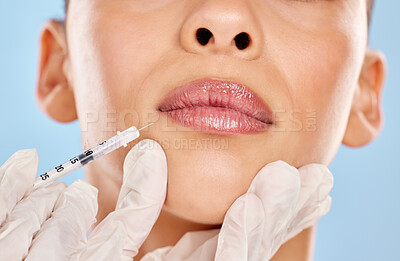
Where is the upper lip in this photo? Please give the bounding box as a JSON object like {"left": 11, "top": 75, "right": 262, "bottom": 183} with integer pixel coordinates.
{"left": 158, "top": 78, "right": 274, "bottom": 125}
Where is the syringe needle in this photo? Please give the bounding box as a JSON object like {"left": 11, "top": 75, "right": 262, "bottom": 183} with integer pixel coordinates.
{"left": 138, "top": 122, "right": 154, "bottom": 131}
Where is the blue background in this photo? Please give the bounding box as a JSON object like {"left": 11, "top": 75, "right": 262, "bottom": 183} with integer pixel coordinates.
{"left": 0, "top": 1, "right": 399, "bottom": 260}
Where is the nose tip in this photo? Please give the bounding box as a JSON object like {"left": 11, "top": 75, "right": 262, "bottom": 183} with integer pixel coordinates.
{"left": 179, "top": 1, "right": 263, "bottom": 60}
{"left": 196, "top": 28, "right": 251, "bottom": 51}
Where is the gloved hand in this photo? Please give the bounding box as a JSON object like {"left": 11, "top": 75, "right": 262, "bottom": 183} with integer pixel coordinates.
{"left": 0, "top": 139, "right": 168, "bottom": 261}
{"left": 74, "top": 139, "right": 168, "bottom": 261}
{"left": 141, "top": 160, "right": 333, "bottom": 261}
{"left": 0, "top": 149, "right": 97, "bottom": 261}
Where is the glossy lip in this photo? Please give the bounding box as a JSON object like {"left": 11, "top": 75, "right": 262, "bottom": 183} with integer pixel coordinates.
{"left": 158, "top": 78, "right": 274, "bottom": 134}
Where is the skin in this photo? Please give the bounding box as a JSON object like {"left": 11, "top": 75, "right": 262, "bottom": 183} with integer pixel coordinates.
{"left": 36, "top": 0, "right": 386, "bottom": 260}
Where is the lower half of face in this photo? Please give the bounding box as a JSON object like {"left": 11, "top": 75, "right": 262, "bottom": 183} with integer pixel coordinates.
{"left": 76, "top": 70, "right": 359, "bottom": 224}
{"left": 68, "top": 0, "right": 367, "bottom": 224}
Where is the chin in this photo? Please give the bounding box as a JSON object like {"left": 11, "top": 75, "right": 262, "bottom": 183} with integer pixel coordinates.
{"left": 161, "top": 147, "right": 254, "bottom": 224}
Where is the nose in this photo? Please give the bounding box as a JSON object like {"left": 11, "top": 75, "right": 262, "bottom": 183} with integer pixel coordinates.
{"left": 180, "top": 0, "right": 264, "bottom": 60}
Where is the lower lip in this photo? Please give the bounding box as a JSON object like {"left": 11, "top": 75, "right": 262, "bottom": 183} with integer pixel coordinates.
{"left": 162, "top": 106, "right": 270, "bottom": 134}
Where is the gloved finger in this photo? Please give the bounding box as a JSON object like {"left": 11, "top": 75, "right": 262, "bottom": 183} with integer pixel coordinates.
{"left": 285, "top": 164, "right": 333, "bottom": 240}
{"left": 25, "top": 180, "right": 98, "bottom": 261}
{"left": 215, "top": 193, "right": 264, "bottom": 261}
{"left": 296, "top": 164, "right": 333, "bottom": 213}
{"left": 248, "top": 160, "right": 300, "bottom": 237}
{"left": 286, "top": 195, "right": 332, "bottom": 243}
{"left": 0, "top": 149, "right": 38, "bottom": 224}
{"left": 0, "top": 182, "right": 66, "bottom": 261}
{"left": 80, "top": 139, "right": 167, "bottom": 261}
{"left": 141, "top": 229, "right": 220, "bottom": 261}
{"left": 247, "top": 160, "right": 301, "bottom": 260}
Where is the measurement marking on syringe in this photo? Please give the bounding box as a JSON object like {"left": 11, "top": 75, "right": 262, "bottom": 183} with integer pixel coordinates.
{"left": 33, "top": 123, "right": 153, "bottom": 190}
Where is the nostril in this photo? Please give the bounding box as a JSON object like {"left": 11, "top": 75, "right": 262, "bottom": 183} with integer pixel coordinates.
{"left": 196, "top": 28, "right": 213, "bottom": 46}
{"left": 234, "top": 32, "right": 250, "bottom": 50}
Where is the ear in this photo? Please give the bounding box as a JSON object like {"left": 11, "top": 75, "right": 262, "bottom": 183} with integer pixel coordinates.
{"left": 342, "top": 50, "right": 387, "bottom": 147}
{"left": 35, "top": 20, "right": 77, "bottom": 123}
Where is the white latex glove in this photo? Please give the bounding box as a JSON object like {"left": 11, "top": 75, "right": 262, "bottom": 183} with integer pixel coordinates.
{"left": 24, "top": 139, "right": 168, "bottom": 261}
{"left": 1, "top": 140, "right": 332, "bottom": 261}
{"left": 0, "top": 139, "right": 167, "bottom": 261}
{"left": 141, "top": 160, "right": 333, "bottom": 261}
{"left": 0, "top": 149, "right": 97, "bottom": 261}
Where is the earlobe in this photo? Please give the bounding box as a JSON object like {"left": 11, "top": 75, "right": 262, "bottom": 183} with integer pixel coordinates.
{"left": 36, "top": 20, "right": 77, "bottom": 123}
{"left": 342, "top": 50, "right": 386, "bottom": 147}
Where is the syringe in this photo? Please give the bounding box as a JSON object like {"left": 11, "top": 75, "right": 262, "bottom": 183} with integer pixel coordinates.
{"left": 33, "top": 123, "right": 153, "bottom": 189}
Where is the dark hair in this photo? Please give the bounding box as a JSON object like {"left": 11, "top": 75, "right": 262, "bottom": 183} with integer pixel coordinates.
{"left": 367, "top": 0, "right": 375, "bottom": 26}
{"left": 64, "top": 0, "right": 374, "bottom": 25}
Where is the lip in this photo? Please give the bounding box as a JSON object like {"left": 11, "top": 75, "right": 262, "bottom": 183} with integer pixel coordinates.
{"left": 158, "top": 78, "right": 274, "bottom": 134}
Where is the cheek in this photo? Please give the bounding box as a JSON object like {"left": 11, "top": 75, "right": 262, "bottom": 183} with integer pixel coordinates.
{"left": 272, "top": 29, "right": 366, "bottom": 164}
{"left": 67, "top": 8, "right": 172, "bottom": 143}
{"left": 72, "top": 7, "right": 189, "bottom": 137}
{"left": 86, "top": 6, "right": 182, "bottom": 104}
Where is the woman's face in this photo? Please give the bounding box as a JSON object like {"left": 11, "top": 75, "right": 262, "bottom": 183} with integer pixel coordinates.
{"left": 65, "top": 0, "right": 368, "bottom": 223}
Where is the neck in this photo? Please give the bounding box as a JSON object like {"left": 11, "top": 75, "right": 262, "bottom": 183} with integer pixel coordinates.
{"left": 135, "top": 208, "right": 222, "bottom": 260}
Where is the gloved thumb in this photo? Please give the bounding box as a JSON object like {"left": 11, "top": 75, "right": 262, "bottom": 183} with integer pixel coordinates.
{"left": 80, "top": 139, "right": 168, "bottom": 261}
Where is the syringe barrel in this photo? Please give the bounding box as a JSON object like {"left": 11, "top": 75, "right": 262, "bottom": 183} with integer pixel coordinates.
{"left": 33, "top": 126, "right": 139, "bottom": 189}
{"left": 33, "top": 158, "right": 83, "bottom": 189}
